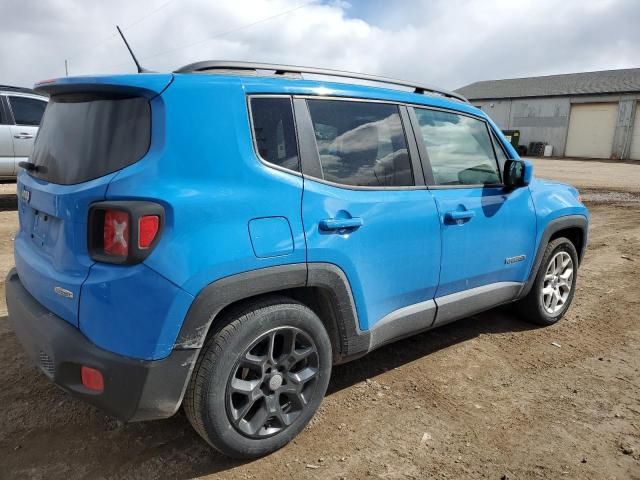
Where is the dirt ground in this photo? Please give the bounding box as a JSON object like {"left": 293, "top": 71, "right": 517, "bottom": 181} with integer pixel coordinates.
{"left": 526, "top": 157, "right": 640, "bottom": 192}
{"left": 1, "top": 159, "right": 639, "bottom": 480}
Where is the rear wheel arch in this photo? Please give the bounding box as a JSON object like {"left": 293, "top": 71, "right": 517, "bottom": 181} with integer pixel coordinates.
{"left": 174, "top": 263, "right": 367, "bottom": 364}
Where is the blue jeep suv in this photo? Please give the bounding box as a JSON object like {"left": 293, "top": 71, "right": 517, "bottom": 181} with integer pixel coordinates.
{"left": 6, "top": 61, "right": 588, "bottom": 458}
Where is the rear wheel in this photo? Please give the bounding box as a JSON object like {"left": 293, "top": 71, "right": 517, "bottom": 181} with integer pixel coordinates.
{"left": 184, "top": 297, "right": 332, "bottom": 458}
{"left": 515, "top": 237, "right": 579, "bottom": 325}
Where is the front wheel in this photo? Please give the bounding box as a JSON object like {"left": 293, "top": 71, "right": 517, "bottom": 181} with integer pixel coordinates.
{"left": 184, "top": 297, "right": 332, "bottom": 458}
{"left": 515, "top": 237, "right": 579, "bottom": 325}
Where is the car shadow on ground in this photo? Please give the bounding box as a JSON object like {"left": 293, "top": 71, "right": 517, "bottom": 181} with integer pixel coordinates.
{"left": 0, "top": 306, "right": 538, "bottom": 479}
{"left": 327, "top": 306, "right": 536, "bottom": 395}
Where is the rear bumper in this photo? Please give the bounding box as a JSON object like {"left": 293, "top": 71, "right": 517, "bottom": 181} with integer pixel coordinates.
{"left": 5, "top": 268, "right": 198, "bottom": 422}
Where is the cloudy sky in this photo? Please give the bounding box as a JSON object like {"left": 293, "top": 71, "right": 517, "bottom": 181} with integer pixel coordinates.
{"left": 1, "top": 0, "right": 638, "bottom": 90}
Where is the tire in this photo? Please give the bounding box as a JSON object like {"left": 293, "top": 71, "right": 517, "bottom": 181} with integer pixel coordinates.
{"left": 515, "top": 237, "right": 579, "bottom": 326}
{"left": 184, "top": 296, "right": 332, "bottom": 459}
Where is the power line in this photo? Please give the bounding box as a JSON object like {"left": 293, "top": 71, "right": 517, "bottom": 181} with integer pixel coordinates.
{"left": 68, "top": 0, "right": 180, "bottom": 61}
{"left": 123, "top": 0, "right": 180, "bottom": 30}
{"left": 137, "top": 1, "right": 316, "bottom": 62}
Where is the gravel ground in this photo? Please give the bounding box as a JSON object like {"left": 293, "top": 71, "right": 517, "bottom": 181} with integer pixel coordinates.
{"left": 0, "top": 159, "right": 639, "bottom": 479}
{"left": 527, "top": 157, "right": 640, "bottom": 192}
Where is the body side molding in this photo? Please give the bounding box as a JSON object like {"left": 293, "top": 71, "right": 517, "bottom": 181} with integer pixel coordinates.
{"left": 368, "top": 299, "right": 436, "bottom": 350}
{"left": 433, "top": 282, "right": 522, "bottom": 327}
{"left": 175, "top": 263, "right": 533, "bottom": 363}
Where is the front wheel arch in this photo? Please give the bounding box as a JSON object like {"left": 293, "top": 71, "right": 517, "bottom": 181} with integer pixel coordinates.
{"left": 519, "top": 215, "right": 588, "bottom": 300}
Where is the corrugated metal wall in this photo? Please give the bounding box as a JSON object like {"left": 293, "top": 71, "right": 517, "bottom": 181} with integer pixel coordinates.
{"left": 473, "top": 95, "right": 639, "bottom": 159}
{"left": 473, "top": 98, "right": 570, "bottom": 156}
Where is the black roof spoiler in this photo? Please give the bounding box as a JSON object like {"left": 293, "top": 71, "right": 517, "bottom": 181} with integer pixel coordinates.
{"left": 174, "top": 61, "right": 468, "bottom": 103}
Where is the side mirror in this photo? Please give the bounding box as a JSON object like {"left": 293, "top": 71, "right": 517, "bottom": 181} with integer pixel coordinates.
{"left": 504, "top": 159, "right": 532, "bottom": 189}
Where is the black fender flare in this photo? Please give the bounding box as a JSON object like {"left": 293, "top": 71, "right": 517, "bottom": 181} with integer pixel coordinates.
{"left": 173, "top": 263, "right": 368, "bottom": 360}
{"left": 518, "top": 214, "right": 589, "bottom": 299}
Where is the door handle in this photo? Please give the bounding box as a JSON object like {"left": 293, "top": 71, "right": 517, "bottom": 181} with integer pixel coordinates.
{"left": 444, "top": 210, "right": 475, "bottom": 223}
{"left": 14, "top": 133, "right": 34, "bottom": 139}
{"left": 319, "top": 217, "right": 363, "bottom": 232}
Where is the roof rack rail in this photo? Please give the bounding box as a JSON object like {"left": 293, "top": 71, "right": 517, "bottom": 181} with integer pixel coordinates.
{"left": 174, "top": 61, "right": 468, "bottom": 103}
{"left": 0, "top": 84, "right": 37, "bottom": 94}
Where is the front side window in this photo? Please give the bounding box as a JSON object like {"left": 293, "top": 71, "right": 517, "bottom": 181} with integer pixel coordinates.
{"left": 8, "top": 96, "right": 47, "bottom": 126}
{"left": 414, "top": 108, "right": 500, "bottom": 186}
{"left": 307, "top": 99, "right": 413, "bottom": 187}
{"left": 250, "top": 97, "right": 299, "bottom": 172}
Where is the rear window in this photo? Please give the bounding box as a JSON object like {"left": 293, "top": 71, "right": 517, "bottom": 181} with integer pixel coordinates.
{"left": 31, "top": 94, "right": 151, "bottom": 185}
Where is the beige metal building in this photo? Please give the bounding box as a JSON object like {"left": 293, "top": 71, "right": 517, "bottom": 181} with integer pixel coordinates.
{"left": 456, "top": 68, "right": 640, "bottom": 160}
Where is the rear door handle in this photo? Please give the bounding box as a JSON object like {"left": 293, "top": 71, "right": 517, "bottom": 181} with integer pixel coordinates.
{"left": 319, "top": 217, "right": 363, "bottom": 232}
{"left": 444, "top": 210, "right": 475, "bottom": 223}
{"left": 14, "top": 133, "right": 34, "bottom": 139}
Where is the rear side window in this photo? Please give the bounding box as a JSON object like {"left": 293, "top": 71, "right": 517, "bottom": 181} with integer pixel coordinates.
{"left": 31, "top": 94, "right": 150, "bottom": 185}
{"left": 250, "top": 97, "right": 299, "bottom": 172}
{"left": 8, "top": 96, "right": 47, "bottom": 126}
{"left": 306, "top": 99, "right": 413, "bottom": 187}
{"left": 414, "top": 108, "right": 500, "bottom": 186}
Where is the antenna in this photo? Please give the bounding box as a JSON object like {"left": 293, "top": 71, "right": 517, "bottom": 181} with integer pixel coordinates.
{"left": 116, "top": 25, "right": 149, "bottom": 73}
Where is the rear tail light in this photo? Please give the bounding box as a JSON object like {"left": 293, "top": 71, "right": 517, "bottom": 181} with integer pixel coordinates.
{"left": 89, "top": 201, "right": 164, "bottom": 264}
{"left": 138, "top": 215, "right": 160, "bottom": 249}
{"left": 104, "top": 209, "right": 130, "bottom": 257}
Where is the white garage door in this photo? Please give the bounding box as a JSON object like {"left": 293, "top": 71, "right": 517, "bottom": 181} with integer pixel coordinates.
{"left": 629, "top": 105, "right": 640, "bottom": 160}
{"left": 565, "top": 103, "right": 618, "bottom": 159}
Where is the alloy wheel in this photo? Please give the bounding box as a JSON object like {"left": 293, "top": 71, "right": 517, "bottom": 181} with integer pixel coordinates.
{"left": 541, "top": 251, "right": 574, "bottom": 314}
{"left": 225, "top": 326, "right": 320, "bottom": 438}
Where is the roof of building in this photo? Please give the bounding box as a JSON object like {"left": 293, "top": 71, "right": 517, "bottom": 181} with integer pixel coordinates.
{"left": 455, "top": 68, "right": 640, "bottom": 100}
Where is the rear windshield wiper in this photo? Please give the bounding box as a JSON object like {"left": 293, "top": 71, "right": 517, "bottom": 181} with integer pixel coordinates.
{"left": 18, "top": 161, "right": 42, "bottom": 172}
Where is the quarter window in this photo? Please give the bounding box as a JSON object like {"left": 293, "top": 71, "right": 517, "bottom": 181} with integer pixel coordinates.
{"left": 250, "top": 97, "right": 299, "bottom": 172}
{"left": 8, "top": 96, "right": 47, "bottom": 126}
{"left": 492, "top": 133, "right": 509, "bottom": 171}
{"left": 414, "top": 108, "right": 500, "bottom": 186}
{"left": 307, "top": 99, "right": 413, "bottom": 187}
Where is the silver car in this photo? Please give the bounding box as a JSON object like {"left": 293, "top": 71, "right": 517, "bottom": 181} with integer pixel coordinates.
{"left": 0, "top": 86, "right": 48, "bottom": 180}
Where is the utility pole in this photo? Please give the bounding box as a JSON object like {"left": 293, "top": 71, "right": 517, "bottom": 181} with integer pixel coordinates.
{"left": 65, "top": 59, "right": 69, "bottom": 76}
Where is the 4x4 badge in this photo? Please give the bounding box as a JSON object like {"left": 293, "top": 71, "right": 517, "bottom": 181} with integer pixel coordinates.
{"left": 21, "top": 188, "right": 30, "bottom": 203}
{"left": 54, "top": 286, "right": 74, "bottom": 299}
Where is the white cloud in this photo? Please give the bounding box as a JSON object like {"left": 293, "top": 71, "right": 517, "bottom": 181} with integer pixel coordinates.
{"left": 0, "top": 0, "right": 638, "bottom": 89}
